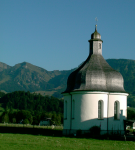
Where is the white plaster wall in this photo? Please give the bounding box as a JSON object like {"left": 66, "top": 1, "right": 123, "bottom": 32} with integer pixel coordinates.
{"left": 93, "top": 41, "right": 102, "bottom": 55}
{"left": 63, "top": 94, "right": 71, "bottom": 129}
{"left": 63, "top": 92, "right": 128, "bottom": 132}
{"left": 108, "top": 93, "right": 128, "bottom": 131}
{"left": 69, "top": 91, "right": 108, "bottom": 130}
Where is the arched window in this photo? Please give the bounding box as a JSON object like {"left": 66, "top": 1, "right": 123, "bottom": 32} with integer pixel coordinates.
{"left": 64, "top": 101, "right": 67, "bottom": 119}
{"left": 98, "top": 100, "right": 104, "bottom": 119}
{"left": 99, "top": 43, "right": 101, "bottom": 49}
{"left": 114, "top": 101, "right": 120, "bottom": 120}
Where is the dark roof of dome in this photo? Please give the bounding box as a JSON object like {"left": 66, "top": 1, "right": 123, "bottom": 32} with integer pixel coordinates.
{"left": 63, "top": 54, "right": 126, "bottom": 93}
{"left": 62, "top": 26, "right": 126, "bottom": 94}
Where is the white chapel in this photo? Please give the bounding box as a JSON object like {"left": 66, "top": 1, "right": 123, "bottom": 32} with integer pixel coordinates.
{"left": 62, "top": 25, "right": 128, "bottom": 135}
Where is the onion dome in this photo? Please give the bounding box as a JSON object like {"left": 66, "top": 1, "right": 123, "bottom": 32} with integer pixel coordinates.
{"left": 91, "top": 25, "right": 101, "bottom": 39}
{"left": 63, "top": 25, "right": 126, "bottom": 93}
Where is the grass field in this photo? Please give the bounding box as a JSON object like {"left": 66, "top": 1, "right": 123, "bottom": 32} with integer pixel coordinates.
{"left": 0, "top": 133, "right": 134, "bottom": 150}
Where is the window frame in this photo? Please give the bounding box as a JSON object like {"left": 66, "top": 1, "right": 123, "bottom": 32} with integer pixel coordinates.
{"left": 99, "top": 43, "right": 101, "bottom": 49}
{"left": 98, "top": 100, "right": 104, "bottom": 120}
{"left": 114, "top": 101, "right": 120, "bottom": 120}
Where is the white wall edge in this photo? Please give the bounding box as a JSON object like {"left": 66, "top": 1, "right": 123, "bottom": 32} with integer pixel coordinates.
{"left": 62, "top": 91, "right": 129, "bottom": 96}
{"left": 64, "top": 91, "right": 109, "bottom": 95}
{"left": 109, "top": 93, "right": 129, "bottom": 96}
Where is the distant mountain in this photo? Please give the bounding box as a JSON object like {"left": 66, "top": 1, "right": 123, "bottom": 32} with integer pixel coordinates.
{"left": 106, "top": 59, "right": 135, "bottom": 94}
{"left": 0, "top": 62, "right": 11, "bottom": 72}
{"left": 0, "top": 59, "right": 135, "bottom": 107}
{"left": 0, "top": 61, "right": 74, "bottom": 98}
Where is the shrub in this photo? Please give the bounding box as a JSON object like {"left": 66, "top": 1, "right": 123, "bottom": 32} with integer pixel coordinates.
{"left": 76, "top": 129, "right": 82, "bottom": 136}
{"left": 89, "top": 126, "right": 100, "bottom": 135}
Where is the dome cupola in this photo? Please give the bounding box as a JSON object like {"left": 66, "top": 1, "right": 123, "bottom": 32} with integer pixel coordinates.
{"left": 63, "top": 26, "right": 126, "bottom": 93}
{"left": 91, "top": 25, "right": 101, "bottom": 39}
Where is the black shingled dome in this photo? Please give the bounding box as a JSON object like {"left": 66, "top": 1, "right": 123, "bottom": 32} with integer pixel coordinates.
{"left": 63, "top": 26, "right": 126, "bottom": 93}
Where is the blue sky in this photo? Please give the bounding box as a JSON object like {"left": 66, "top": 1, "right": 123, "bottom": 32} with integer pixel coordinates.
{"left": 0, "top": 0, "right": 135, "bottom": 71}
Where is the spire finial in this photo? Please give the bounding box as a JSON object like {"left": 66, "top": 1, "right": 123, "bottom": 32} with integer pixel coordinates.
{"left": 95, "top": 17, "right": 98, "bottom": 31}
{"left": 95, "top": 17, "right": 98, "bottom": 25}
{"left": 95, "top": 24, "right": 97, "bottom": 31}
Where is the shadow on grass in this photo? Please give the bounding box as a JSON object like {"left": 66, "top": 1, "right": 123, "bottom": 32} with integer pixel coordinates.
{"left": 0, "top": 126, "right": 135, "bottom": 141}
{"left": 0, "top": 126, "right": 63, "bottom": 137}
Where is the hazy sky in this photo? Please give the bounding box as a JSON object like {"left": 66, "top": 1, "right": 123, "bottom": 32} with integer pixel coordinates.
{"left": 0, "top": 0, "right": 135, "bottom": 71}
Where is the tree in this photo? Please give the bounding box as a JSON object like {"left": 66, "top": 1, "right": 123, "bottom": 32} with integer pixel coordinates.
{"left": 127, "top": 109, "right": 135, "bottom": 120}
{"left": 23, "top": 119, "right": 29, "bottom": 124}
{"left": 56, "top": 113, "right": 61, "bottom": 125}
{"left": 32, "top": 116, "right": 39, "bottom": 125}
{"left": 12, "top": 118, "right": 16, "bottom": 123}
{"left": 1, "top": 113, "right": 9, "bottom": 123}
{"left": 16, "top": 110, "right": 33, "bottom": 124}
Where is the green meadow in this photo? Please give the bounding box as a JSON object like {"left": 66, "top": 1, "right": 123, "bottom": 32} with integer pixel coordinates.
{"left": 0, "top": 133, "right": 134, "bottom": 150}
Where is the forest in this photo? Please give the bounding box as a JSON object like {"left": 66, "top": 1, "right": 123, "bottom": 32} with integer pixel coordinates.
{"left": 0, "top": 91, "right": 63, "bottom": 125}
